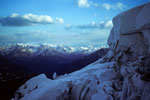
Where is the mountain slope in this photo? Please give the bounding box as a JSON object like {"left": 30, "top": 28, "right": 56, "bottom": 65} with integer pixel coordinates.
{"left": 57, "top": 48, "right": 108, "bottom": 75}
{"left": 0, "top": 44, "right": 107, "bottom": 78}
{"left": 0, "top": 54, "right": 28, "bottom": 73}
{"left": 0, "top": 45, "right": 107, "bottom": 100}
{"left": 14, "top": 3, "right": 150, "bottom": 100}
{"left": 0, "top": 54, "right": 37, "bottom": 100}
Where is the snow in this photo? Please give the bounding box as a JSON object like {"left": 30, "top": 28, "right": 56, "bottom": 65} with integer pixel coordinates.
{"left": 108, "top": 2, "right": 150, "bottom": 55}
{"left": 0, "top": 44, "right": 103, "bottom": 56}
{"left": 14, "top": 2, "right": 150, "bottom": 100}
{"left": 91, "top": 90, "right": 113, "bottom": 100}
{"left": 15, "top": 61, "right": 116, "bottom": 100}
{"left": 52, "top": 72, "right": 57, "bottom": 80}
{"left": 135, "top": 2, "right": 150, "bottom": 29}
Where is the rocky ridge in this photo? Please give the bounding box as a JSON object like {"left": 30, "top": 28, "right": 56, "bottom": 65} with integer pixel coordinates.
{"left": 0, "top": 43, "right": 103, "bottom": 56}
{"left": 14, "top": 3, "right": 150, "bottom": 100}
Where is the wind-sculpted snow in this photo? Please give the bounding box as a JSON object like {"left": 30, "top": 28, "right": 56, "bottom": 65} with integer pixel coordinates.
{"left": 108, "top": 2, "right": 150, "bottom": 55}
{"left": 14, "top": 2, "right": 150, "bottom": 100}
{"left": 14, "top": 61, "right": 116, "bottom": 100}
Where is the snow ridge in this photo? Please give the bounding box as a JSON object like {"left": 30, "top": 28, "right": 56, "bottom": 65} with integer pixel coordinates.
{"left": 0, "top": 43, "right": 107, "bottom": 56}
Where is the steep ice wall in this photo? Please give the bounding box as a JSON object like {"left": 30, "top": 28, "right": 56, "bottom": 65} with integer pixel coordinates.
{"left": 14, "top": 2, "right": 150, "bottom": 100}
{"left": 108, "top": 2, "right": 150, "bottom": 56}
{"left": 107, "top": 2, "right": 150, "bottom": 100}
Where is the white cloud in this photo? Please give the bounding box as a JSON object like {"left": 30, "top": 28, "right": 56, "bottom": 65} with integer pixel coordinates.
{"left": 102, "top": 3, "right": 111, "bottom": 10}
{"left": 56, "top": 17, "right": 64, "bottom": 24}
{"left": 76, "top": 20, "right": 113, "bottom": 29}
{"left": 89, "top": 1, "right": 99, "bottom": 7}
{"left": 23, "top": 13, "right": 54, "bottom": 23}
{"left": 77, "top": 0, "right": 90, "bottom": 8}
{"left": 102, "top": 2, "right": 126, "bottom": 10}
{"left": 83, "top": 1, "right": 126, "bottom": 10}
{"left": 0, "top": 13, "right": 64, "bottom": 26}
{"left": 104, "top": 20, "right": 113, "bottom": 28}
{"left": 76, "top": 1, "right": 126, "bottom": 10}
{"left": 116, "top": 2, "right": 126, "bottom": 10}
{"left": 10, "top": 13, "right": 20, "bottom": 18}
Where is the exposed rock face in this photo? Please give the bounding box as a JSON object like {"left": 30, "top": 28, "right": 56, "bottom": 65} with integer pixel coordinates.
{"left": 14, "top": 2, "right": 150, "bottom": 100}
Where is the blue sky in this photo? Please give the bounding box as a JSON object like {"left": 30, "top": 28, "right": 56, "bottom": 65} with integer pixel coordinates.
{"left": 0, "top": 0, "right": 149, "bottom": 46}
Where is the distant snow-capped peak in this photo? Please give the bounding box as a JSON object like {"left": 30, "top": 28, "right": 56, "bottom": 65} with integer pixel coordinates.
{"left": 0, "top": 43, "right": 108, "bottom": 56}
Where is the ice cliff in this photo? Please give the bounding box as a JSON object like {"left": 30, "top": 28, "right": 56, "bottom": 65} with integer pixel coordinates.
{"left": 14, "top": 2, "right": 150, "bottom": 100}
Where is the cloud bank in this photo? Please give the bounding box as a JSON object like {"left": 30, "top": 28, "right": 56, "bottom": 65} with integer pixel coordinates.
{"left": 76, "top": 20, "right": 113, "bottom": 29}
{"left": 77, "top": 0, "right": 126, "bottom": 10}
{"left": 102, "top": 2, "right": 126, "bottom": 10}
{"left": 0, "top": 13, "right": 64, "bottom": 26}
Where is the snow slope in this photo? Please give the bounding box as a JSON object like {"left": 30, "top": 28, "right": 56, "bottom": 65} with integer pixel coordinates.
{"left": 14, "top": 2, "right": 150, "bottom": 100}
{"left": 14, "top": 60, "right": 116, "bottom": 100}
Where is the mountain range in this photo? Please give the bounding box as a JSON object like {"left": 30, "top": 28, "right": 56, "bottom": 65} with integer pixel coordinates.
{"left": 13, "top": 3, "right": 150, "bottom": 100}
{"left": 0, "top": 43, "right": 108, "bottom": 100}
{"left": 0, "top": 43, "right": 108, "bottom": 77}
